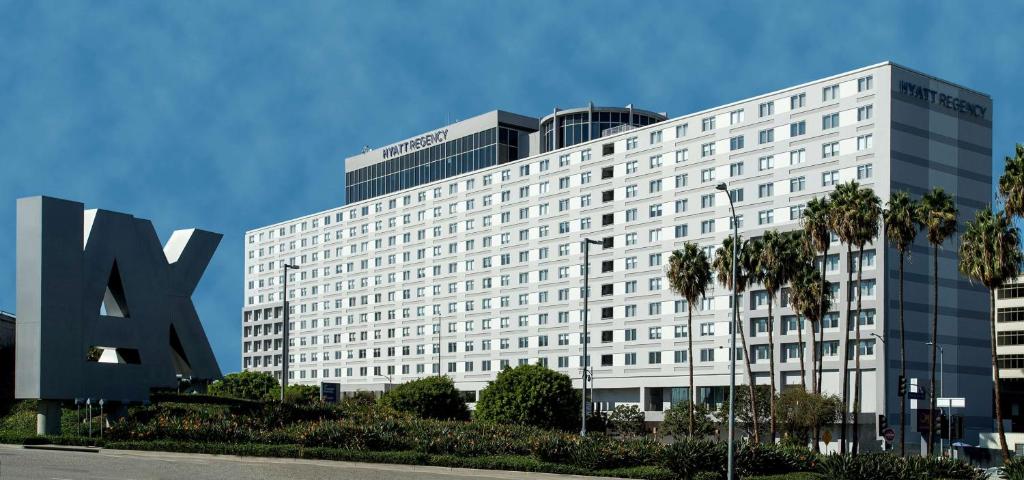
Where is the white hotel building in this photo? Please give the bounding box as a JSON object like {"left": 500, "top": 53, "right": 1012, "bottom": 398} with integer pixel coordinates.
{"left": 242, "top": 62, "right": 994, "bottom": 446}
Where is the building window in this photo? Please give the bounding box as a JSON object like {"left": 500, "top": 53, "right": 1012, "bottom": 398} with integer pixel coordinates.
{"left": 790, "top": 121, "right": 806, "bottom": 137}
{"left": 701, "top": 168, "right": 715, "bottom": 183}
{"left": 759, "top": 155, "right": 774, "bottom": 171}
{"left": 729, "top": 109, "right": 745, "bottom": 125}
{"left": 702, "top": 116, "right": 715, "bottom": 131}
{"left": 857, "top": 134, "right": 873, "bottom": 151}
{"left": 701, "top": 142, "right": 716, "bottom": 157}
{"left": 857, "top": 75, "right": 873, "bottom": 92}
{"left": 729, "top": 162, "right": 744, "bottom": 177}
{"left": 758, "top": 209, "right": 774, "bottom": 225}
{"left": 758, "top": 101, "right": 774, "bottom": 118}
{"left": 822, "top": 112, "right": 839, "bottom": 130}
{"left": 675, "top": 149, "right": 689, "bottom": 163}
{"left": 759, "top": 128, "right": 774, "bottom": 144}
{"left": 858, "top": 105, "right": 874, "bottom": 121}
{"left": 729, "top": 135, "right": 744, "bottom": 151}
{"left": 758, "top": 183, "right": 774, "bottom": 198}
{"left": 790, "top": 176, "right": 806, "bottom": 192}
{"left": 822, "top": 142, "right": 839, "bottom": 159}
{"left": 676, "top": 123, "right": 689, "bottom": 137}
{"left": 822, "top": 84, "right": 839, "bottom": 101}
{"left": 790, "top": 93, "right": 806, "bottom": 109}
{"left": 790, "top": 148, "right": 806, "bottom": 165}
{"left": 822, "top": 170, "right": 839, "bottom": 187}
{"left": 650, "top": 130, "right": 663, "bottom": 144}
{"left": 857, "top": 164, "right": 873, "bottom": 179}
{"left": 626, "top": 136, "right": 638, "bottom": 150}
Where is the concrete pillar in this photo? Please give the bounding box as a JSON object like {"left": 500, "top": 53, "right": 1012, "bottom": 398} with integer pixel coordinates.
{"left": 36, "top": 399, "right": 61, "bottom": 436}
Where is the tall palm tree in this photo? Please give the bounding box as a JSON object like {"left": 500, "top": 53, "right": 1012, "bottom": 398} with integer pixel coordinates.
{"left": 959, "top": 207, "right": 1022, "bottom": 462}
{"left": 828, "top": 181, "right": 859, "bottom": 454}
{"left": 883, "top": 190, "right": 920, "bottom": 456}
{"left": 750, "top": 229, "right": 798, "bottom": 441}
{"left": 997, "top": 143, "right": 1024, "bottom": 218}
{"left": 917, "top": 187, "right": 957, "bottom": 456}
{"left": 849, "top": 186, "right": 882, "bottom": 455}
{"left": 801, "top": 197, "right": 833, "bottom": 396}
{"left": 667, "top": 243, "right": 713, "bottom": 437}
{"left": 790, "top": 260, "right": 832, "bottom": 392}
{"left": 713, "top": 235, "right": 760, "bottom": 443}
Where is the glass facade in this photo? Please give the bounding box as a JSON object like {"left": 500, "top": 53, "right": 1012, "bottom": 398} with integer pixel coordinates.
{"left": 541, "top": 109, "right": 664, "bottom": 153}
{"left": 346, "top": 125, "right": 530, "bottom": 203}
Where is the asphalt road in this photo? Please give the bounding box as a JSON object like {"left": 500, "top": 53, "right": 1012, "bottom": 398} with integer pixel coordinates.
{"left": 0, "top": 444, "right": 625, "bottom": 480}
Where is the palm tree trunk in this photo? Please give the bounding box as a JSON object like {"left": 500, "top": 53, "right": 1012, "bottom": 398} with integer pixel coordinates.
{"left": 767, "top": 298, "right": 778, "bottom": 442}
{"left": 813, "top": 245, "right": 828, "bottom": 453}
{"left": 817, "top": 244, "right": 829, "bottom": 397}
{"left": 688, "top": 304, "right": 695, "bottom": 437}
{"left": 798, "top": 314, "right": 807, "bottom": 391}
{"left": 991, "top": 290, "right": 1011, "bottom": 461}
{"left": 899, "top": 251, "right": 907, "bottom": 457}
{"left": 928, "top": 244, "right": 938, "bottom": 456}
{"left": 852, "top": 245, "right": 865, "bottom": 454}
{"left": 736, "top": 305, "right": 760, "bottom": 443}
{"left": 839, "top": 243, "right": 853, "bottom": 454}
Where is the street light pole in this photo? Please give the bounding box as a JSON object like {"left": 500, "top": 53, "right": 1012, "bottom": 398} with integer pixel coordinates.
{"left": 717, "top": 183, "right": 738, "bottom": 480}
{"left": 281, "top": 263, "right": 299, "bottom": 402}
{"left": 581, "top": 237, "right": 602, "bottom": 437}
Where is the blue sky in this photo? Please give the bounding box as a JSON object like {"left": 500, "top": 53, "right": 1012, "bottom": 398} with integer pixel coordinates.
{"left": 1, "top": 1, "right": 1022, "bottom": 373}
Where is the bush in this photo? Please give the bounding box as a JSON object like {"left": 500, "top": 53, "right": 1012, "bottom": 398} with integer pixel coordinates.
{"left": 207, "top": 371, "right": 279, "bottom": 402}
{"left": 816, "top": 453, "right": 980, "bottom": 480}
{"left": 1005, "top": 456, "right": 1024, "bottom": 480}
{"left": 662, "top": 401, "right": 720, "bottom": 439}
{"left": 735, "top": 443, "right": 817, "bottom": 477}
{"left": 284, "top": 384, "right": 320, "bottom": 405}
{"left": 474, "top": 364, "right": 581, "bottom": 431}
{"left": 608, "top": 405, "right": 646, "bottom": 437}
{"left": 379, "top": 376, "right": 469, "bottom": 421}
{"left": 660, "top": 437, "right": 726, "bottom": 478}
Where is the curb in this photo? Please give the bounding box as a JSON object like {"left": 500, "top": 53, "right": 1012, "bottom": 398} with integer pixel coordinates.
{"left": 23, "top": 444, "right": 101, "bottom": 453}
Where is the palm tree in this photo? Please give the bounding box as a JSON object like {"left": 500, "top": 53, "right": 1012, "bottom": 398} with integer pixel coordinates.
{"left": 749, "top": 229, "right": 798, "bottom": 441}
{"left": 667, "top": 243, "right": 713, "bottom": 437}
{"left": 997, "top": 144, "right": 1024, "bottom": 217}
{"left": 959, "top": 207, "right": 1022, "bottom": 462}
{"left": 848, "top": 186, "right": 882, "bottom": 455}
{"left": 713, "top": 234, "right": 760, "bottom": 443}
{"left": 828, "top": 181, "right": 859, "bottom": 454}
{"left": 917, "top": 188, "right": 958, "bottom": 457}
{"left": 883, "top": 191, "right": 920, "bottom": 456}
{"left": 801, "top": 197, "right": 833, "bottom": 396}
{"left": 790, "top": 260, "right": 832, "bottom": 392}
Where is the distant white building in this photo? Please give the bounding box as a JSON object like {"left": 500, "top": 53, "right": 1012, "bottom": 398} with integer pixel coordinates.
{"left": 241, "top": 62, "right": 994, "bottom": 448}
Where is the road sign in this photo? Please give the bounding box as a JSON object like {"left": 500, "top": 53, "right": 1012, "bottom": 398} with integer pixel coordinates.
{"left": 883, "top": 427, "right": 896, "bottom": 442}
{"left": 908, "top": 390, "right": 925, "bottom": 400}
{"left": 823, "top": 430, "right": 832, "bottom": 444}
{"left": 937, "top": 397, "right": 966, "bottom": 409}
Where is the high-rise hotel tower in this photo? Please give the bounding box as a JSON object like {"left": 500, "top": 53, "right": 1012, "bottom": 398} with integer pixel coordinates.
{"left": 242, "top": 62, "right": 993, "bottom": 448}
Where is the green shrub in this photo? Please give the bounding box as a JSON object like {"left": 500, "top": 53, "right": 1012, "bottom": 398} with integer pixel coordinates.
{"left": 659, "top": 437, "right": 726, "bottom": 478}
{"left": 379, "top": 376, "right": 469, "bottom": 421}
{"left": 694, "top": 471, "right": 723, "bottom": 480}
{"left": 207, "top": 371, "right": 279, "bottom": 401}
{"left": 1005, "top": 456, "right": 1024, "bottom": 480}
{"left": 474, "top": 364, "right": 580, "bottom": 431}
{"left": 816, "top": 453, "right": 980, "bottom": 480}
{"left": 735, "top": 443, "right": 817, "bottom": 477}
{"left": 283, "top": 384, "right": 320, "bottom": 405}
{"left": 609, "top": 405, "right": 647, "bottom": 436}
{"left": 661, "top": 401, "right": 720, "bottom": 439}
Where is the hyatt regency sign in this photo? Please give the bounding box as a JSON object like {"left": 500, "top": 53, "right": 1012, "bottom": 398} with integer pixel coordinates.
{"left": 897, "top": 80, "right": 986, "bottom": 118}
{"left": 382, "top": 128, "right": 449, "bottom": 159}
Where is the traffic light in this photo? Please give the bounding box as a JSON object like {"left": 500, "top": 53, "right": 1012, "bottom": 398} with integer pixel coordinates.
{"left": 935, "top": 411, "right": 948, "bottom": 438}
{"left": 897, "top": 375, "right": 906, "bottom": 397}
{"left": 878, "top": 414, "right": 888, "bottom": 436}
